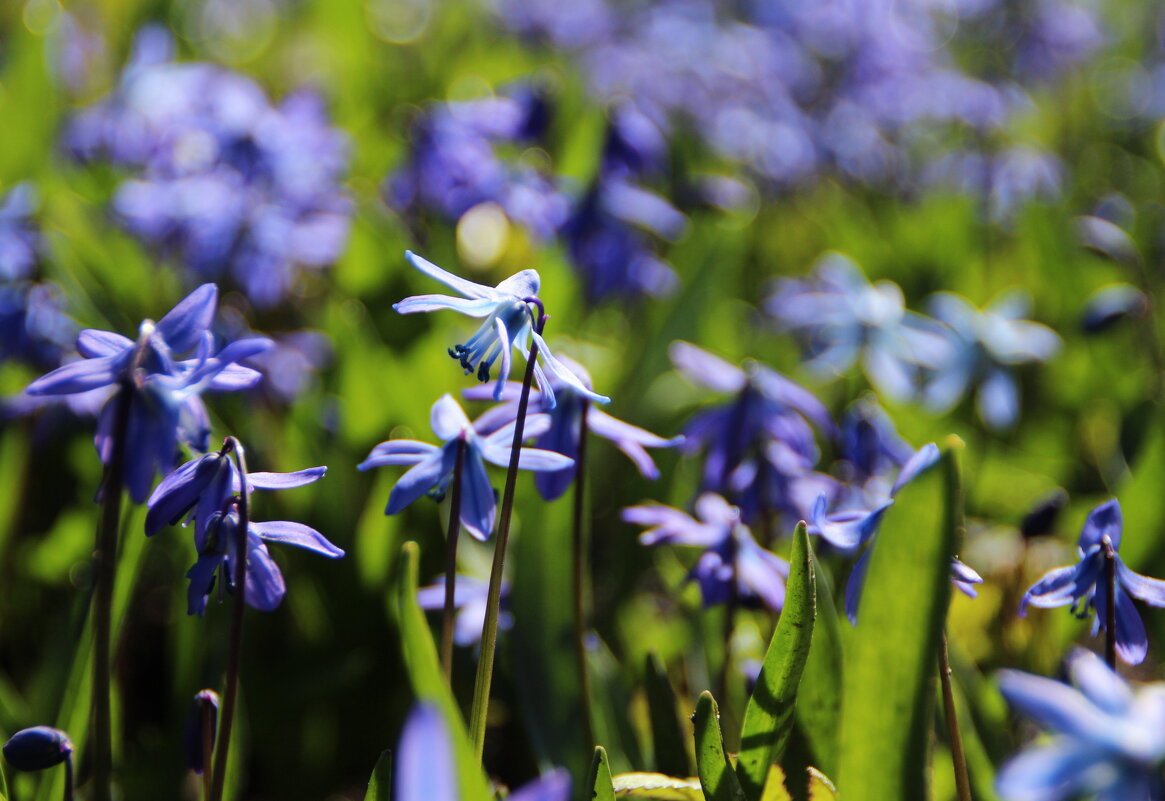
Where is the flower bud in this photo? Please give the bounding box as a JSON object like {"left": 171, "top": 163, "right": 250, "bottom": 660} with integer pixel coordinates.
{"left": 2, "top": 726, "right": 73, "bottom": 771}
{"left": 183, "top": 689, "right": 220, "bottom": 774}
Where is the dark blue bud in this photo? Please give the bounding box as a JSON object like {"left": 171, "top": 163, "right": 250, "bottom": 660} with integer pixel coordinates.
{"left": 183, "top": 689, "right": 220, "bottom": 774}
{"left": 3, "top": 726, "right": 73, "bottom": 771}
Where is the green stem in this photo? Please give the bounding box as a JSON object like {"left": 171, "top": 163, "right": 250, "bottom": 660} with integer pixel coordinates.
{"left": 938, "top": 632, "right": 972, "bottom": 801}
{"left": 208, "top": 439, "right": 250, "bottom": 801}
{"left": 441, "top": 439, "right": 467, "bottom": 682}
{"left": 469, "top": 307, "right": 545, "bottom": 760}
{"left": 63, "top": 752, "right": 74, "bottom": 801}
{"left": 572, "top": 400, "right": 595, "bottom": 749}
{"left": 90, "top": 380, "right": 133, "bottom": 801}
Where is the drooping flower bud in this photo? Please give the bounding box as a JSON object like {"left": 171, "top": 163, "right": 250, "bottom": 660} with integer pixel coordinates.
{"left": 2, "top": 726, "right": 73, "bottom": 771}
{"left": 183, "top": 689, "right": 220, "bottom": 774}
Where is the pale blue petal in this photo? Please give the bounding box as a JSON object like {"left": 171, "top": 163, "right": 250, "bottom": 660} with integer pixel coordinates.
{"left": 977, "top": 368, "right": 1019, "bottom": 430}
{"left": 358, "top": 440, "right": 438, "bottom": 470}
{"left": 668, "top": 341, "right": 746, "bottom": 393}
{"left": 891, "top": 443, "right": 940, "bottom": 497}
{"left": 845, "top": 546, "right": 872, "bottom": 624}
{"left": 244, "top": 540, "right": 286, "bottom": 611}
{"left": 207, "top": 363, "right": 263, "bottom": 391}
{"left": 250, "top": 520, "right": 344, "bottom": 558}
{"left": 393, "top": 294, "right": 497, "bottom": 316}
{"left": 1067, "top": 649, "right": 1133, "bottom": 715}
{"left": 248, "top": 467, "right": 326, "bottom": 490}
{"left": 459, "top": 447, "right": 496, "bottom": 541}
{"left": 494, "top": 268, "right": 540, "bottom": 298}
{"left": 404, "top": 250, "right": 495, "bottom": 300}
{"left": 430, "top": 394, "right": 470, "bottom": 441}
{"left": 396, "top": 704, "right": 458, "bottom": 801}
{"left": 156, "top": 283, "right": 218, "bottom": 353}
{"left": 1020, "top": 565, "right": 1081, "bottom": 615}
{"left": 508, "top": 768, "right": 572, "bottom": 801}
{"left": 1117, "top": 558, "right": 1165, "bottom": 607}
{"left": 532, "top": 331, "right": 609, "bottom": 404}
{"left": 386, "top": 446, "right": 457, "bottom": 515}
{"left": 77, "top": 329, "right": 132, "bottom": 358}
{"left": 513, "top": 447, "right": 574, "bottom": 471}
{"left": 997, "top": 669, "right": 1118, "bottom": 742}
{"left": 995, "top": 739, "right": 1112, "bottom": 801}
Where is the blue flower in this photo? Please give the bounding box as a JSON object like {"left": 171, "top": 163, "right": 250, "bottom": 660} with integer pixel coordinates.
{"left": 465, "top": 354, "right": 682, "bottom": 501}
{"left": 670, "top": 340, "right": 835, "bottom": 525}
{"left": 182, "top": 689, "right": 219, "bottom": 775}
{"left": 25, "top": 284, "right": 271, "bottom": 502}
{"left": 396, "top": 703, "right": 571, "bottom": 801}
{"left": 416, "top": 575, "right": 512, "bottom": 646}
{"left": 766, "top": 253, "right": 951, "bottom": 402}
{"left": 1022, "top": 499, "right": 1165, "bottom": 666}
{"left": 923, "top": 290, "right": 1060, "bottom": 431}
{"left": 996, "top": 649, "right": 1165, "bottom": 801}
{"left": 393, "top": 251, "right": 610, "bottom": 407}
{"left": 3, "top": 726, "right": 73, "bottom": 772}
{"left": 0, "top": 183, "right": 40, "bottom": 282}
{"left": 624, "top": 493, "right": 790, "bottom": 611}
{"left": 145, "top": 439, "right": 342, "bottom": 615}
{"left": 358, "top": 394, "right": 574, "bottom": 541}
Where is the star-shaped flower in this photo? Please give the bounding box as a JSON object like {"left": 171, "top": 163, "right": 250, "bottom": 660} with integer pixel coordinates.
{"left": 1022, "top": 499, "right": 1165, "bottom": 665}
{"left": 393, "top": 251, "right": 609, "bottom": 408}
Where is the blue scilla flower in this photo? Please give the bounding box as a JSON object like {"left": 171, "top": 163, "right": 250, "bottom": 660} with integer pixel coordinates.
{"left": 359, "top": 394, "right": 574, "bottom": 541}
{"left": 1022, "top": 499, "right": 1165, "bottom": 666}
{"left": 465, "top": 354, "right": 682, "bottom": 501}
{"left": 417, "top": 574, "right": 512, "bottom": 647}
{"left": 922, "top": 290, "right": 1061, "bottom": 431}
{"left": 393, "top": 251, "right": 609, "bottom": 407}
{"left": 836, "top": 395, "right": 915, "bottom": 487}
{"left": 670, "top": 340, "right": 836, "bottom": 525}
{"left": 146, "top": 439, "right": 342, "bottom": 615}
{"left": 64, "top": 27, "right": 351, "bottom": 307}
{"left": 0, "top": 183, "right": 40, "bottom": 281}
{"left": 0, "top": 282, "right": 76, "bottom": 370}
{"left": 396, "top": 702, "right": 571, "bottom": 801}
{"left": 25, "top": 284, "right": 271, "bottom": 502}
{"left": 3, "top": 726, "right": 73, "bottom": 771}
{"left": 996, "top": 649, "right": 1165, "bottom": 801}
{"left": 624, "top": 493, "right": 790, "bottom": 611}
{"left": 766, "top": 253, "right": 951, "bottom": 402}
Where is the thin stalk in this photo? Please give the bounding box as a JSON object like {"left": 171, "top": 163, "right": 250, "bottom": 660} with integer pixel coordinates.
{"left": 208, "top": 438, "right": 250, "bottom": 801}
{"left": 938, "top": 632, "right": 973, "bottom": 801}
{"left": 469, "top": 303, "right": 545, "bottom": 760}
{"left": 201, "top": 699, "right": 215, "bottom": 801}
{"left": 63, "top": 753, "right": 74, "bottom": 801}
{"left": 441, "top": 439, "right": 467, "bottom": 682}
{"left": 90, "top": 379, "right": 133, "bottom": 801}
{"left": 718, "top": 597, "right": 736, "bottom": 710}
{"left": 1104, "top": 537, "right": 1116, "bottom": 669}
{"left": 571, "top": 400, "right": 595, "bottom": 749}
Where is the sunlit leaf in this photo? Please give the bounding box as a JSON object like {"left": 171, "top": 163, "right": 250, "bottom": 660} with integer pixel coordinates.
{"left": 758, "top": 765, "right": 792, "bottom": 801}
{"left": 694, "top": 691, "right": 745, "bottom": 801}
{"left": 612, "top": 772, "right": 702, "bottom": 800}
{"left": 362, "top": 749, "right": 392, "bottom": 801}
{"left": 589, "top": 747, "right": 616, "bottom": 801}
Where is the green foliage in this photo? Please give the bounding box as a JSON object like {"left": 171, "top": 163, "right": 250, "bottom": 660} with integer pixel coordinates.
{"left": 588, "top": 746, "right": 617, "bottom": 801}
{"left": 693, "top": 692, "right": 746, "bottom": 801}
{"left": 644, "top": 652, "right": 693, "bottom": 777}
{"left": 363, "top": 750, "right": 392, "bottom": 801}
{"left": 735, "top": 523, "right": 816, "bottom": 799}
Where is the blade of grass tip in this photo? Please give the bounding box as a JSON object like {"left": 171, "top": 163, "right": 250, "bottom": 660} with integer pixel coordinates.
{"left": 735, "top": 522, "right": 816, "bottom": 800}
{"left": 694, "top": 691, "right": 745, "bottom": 801}
{"left": 588, "top": 746, "right": 616, "bottom": 801}
{"left": 362, "top": 750, "right": 392, "bottom": 801}
{"left": 792, "top": 553, "right": 842, "bottom": 776}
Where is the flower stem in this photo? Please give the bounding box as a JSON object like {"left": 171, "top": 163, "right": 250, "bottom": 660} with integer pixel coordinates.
{"left": 441, "top": 439, "right": 467, "bottom": 682}
{"left": 938, "top": 631, "right": 973, "bottom": 801}
{"left": 469, "top": 305, "right": 545, "bottom": 760}
{"left": 201, "top": 698, "right": 215, "bottom": 801}
{"left": 208, "top": 438, "right": 250, "bottom": 801}
{"left": 572, "top": 400, "right": 595, "bottom": 749}
{"left": 1104, "top": 536, "right": 1116, "bottom": 669}
{"left": 63, "top": 752, "right": 74, "bottom": 801}
{"left": 90, "top": 380, "right": 133, "bottom": 801}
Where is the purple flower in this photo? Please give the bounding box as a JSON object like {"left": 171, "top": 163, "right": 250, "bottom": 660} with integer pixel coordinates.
{"left": 393, "top": 251, "right": 609, "bottom": 407}
{"left": 3, "top": 726, "right": 73, "bottom": 772}
{"left": 25, "top": 284, "right": 271, "bottom": 502}
{"left": 358, "top": 394, "right": 574, "bottom": 541}
{"left": 0, "top": 183, "right": 40, "bottom": 281}
{"left": 0, "top": 282, "right": 76, "bottom": 369}
{"left": 416, "top": 575, "right": 512, "bottom": 646}
{"left": 624, "top": 493, "right": 790, "bottom": 611}
{"left": 146, "top": 439, "right": 342, "bottom": 615}
{"left": 465, "top": 355, "right": 682, "bottom": 501}
{"left": 670, "top": 340, "right": 835, "bottom": 525}
{"left": 1022, "top": 499, "right": 1165, "bottom": 665}
{"left": 996, "top": 649, "right": 1165, "bottom": 801}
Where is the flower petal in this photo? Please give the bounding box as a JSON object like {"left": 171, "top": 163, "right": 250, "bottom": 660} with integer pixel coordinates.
{"left": 1080, "top": 499, "right": 1122, "bottom": 551}
{"left": 1021, "top": 565, "right": 1082, "bottom": 615}
{"left": 403, "top": 250, "right": 495, "bottom": 300}
{"left": 532, "top": 331, "right": 609, "bottom": 404}
{"left": 1116, "top": 557, "right": 1165, "bottom": 607}
{"left": 508, "top": 768, "right": 572, "bottom": 801}
{"left": 393, "top": 294, "right": 498, "bottom": 316}
{"left": 244, "top": 540, "right": 286, "bottom": 611}
{"left": 459, "top": 447, "right": 496, "bottom": 541}
{"left": 26, "top": 355, "right": 118, "bottom": 395}
{"left": 994, "top": 739, "right": 1112, "bottom": 801}
{"left": 396, "top": 704, "right": 458, "bottom": 801}
{"left": 385, "top": 446, "right": 457, "bottom": 515}
{"left": 359, "top": 440, "right": 439, "bottom": 470}
{"left": 890, "top": 443, "right": 940, "bottom": 497}
{"left": 207, "top": 364, "right": 263, "bottom": 391}
{"left": 845, "top": 546, "right": 872, "bottom": 625}
{"left": 1067, "top": 648, "right": 1133, "bottom": 715}
{"left": 247, "top": 466, "right": 327, "bottom": 491}
{"left": 494, "top": 268, "right": 540, "bottom": 298}
{"left": 156, "top": 283, "right": 218, "bottom": 354}
{"left": 77, "top": 329, "right": 132, "bottom": 358}
{"left": 430, "top": 394, "right": 471, "bottom": 441}
{"left": 249, "top": 520, "right": 344, "bottom": 558}
{"left": 976, "top": 368, "right": 1019, "bottom": 431}
{"left": 145, "top": 452, "right": 226, "bottom": 535}
{"left": 669, "top": 341, "right": 745, "bottom": 393}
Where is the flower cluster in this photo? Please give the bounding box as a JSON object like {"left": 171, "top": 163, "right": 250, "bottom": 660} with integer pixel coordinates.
{"left": 64, "top": 27, "right": 351, "bottom": 306}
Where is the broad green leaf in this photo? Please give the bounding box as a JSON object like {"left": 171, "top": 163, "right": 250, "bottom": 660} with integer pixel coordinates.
{"left": 793, "top": 558, "right": 842, "bottom": 776}
{"left": 693, "top": 692, "right": 745, "bottom": 801}
{"left": 736, "top": 523, "right": 816, "bottom": 799}
{"left": 612, "top": 772, "right": 702, "bottom": 800}
{"left": 589, "top": 747, "right": 617, "bottom": 801}
{"left": 806, "top": 768, "right": 838, "bottom": 801}
{"left": 363, "top": 750, "right": 392, "bottom": 801}
{"left": 758, "top": 765, "right": 792, "bottom": 801}
{"left": 395, "top": 542, "right": 490, "bottom": 801}
{"left": 835, "top": 445, "right": 960, "bottom": 801}
{"left": 645, "top": 652, "right": 694, "bottom": 777}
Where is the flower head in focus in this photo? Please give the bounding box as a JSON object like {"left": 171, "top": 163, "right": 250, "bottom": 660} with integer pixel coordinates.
{"left": 25, "top": 284, "right": 271, "bottom": 502}
{"left": 358, "top": 394, "right": 574, "bottom": 540}
{"left": 1021, "top": 499, "right": 1165, "bottom": 665}
{"left": 624, "top": 493, "right": 790, "bottom": 611}
{"left": 996, "top": 649, "right": 1165, "bottom": 800}
{"left": 393, "top": 251, "right": 609, "bottom": 408}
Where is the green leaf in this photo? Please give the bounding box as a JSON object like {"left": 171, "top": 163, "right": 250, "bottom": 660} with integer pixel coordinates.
{"left": 735, "top": 522, "right": 816, "bottom": 799}
{"left": 835, "top": 445, "right": 960, "bottom": 801}
{"left": 612, "top": 772, "right": 703, "bottom": 800}
{"left": 793, "top": 558, "right": 842, "bottom": 776}
{"left": 645, "top": 652, "right": 694, "bottom": 777}
{"left": 362, "top": 749, "right": 392, "bottom": 801}
{"left": 758, "top": 765, "right": 792, "bottom": 801}
{"left": 694, "top": 691, "right": 746, "bottom": 801}
{"left": 395, "top": 542, "right": 490, "bottom": 801}
{"left": 589, "top": 747, "right": 617, "bottom": 801}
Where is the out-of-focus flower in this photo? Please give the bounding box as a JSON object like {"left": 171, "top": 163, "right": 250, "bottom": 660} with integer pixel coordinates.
{"left": 1081, "top": 284, "right": 1149, "bottom": 334}
{"left": 396, "top": 702, "right": 572, "bottom": 801}
{"left": 0, "top": 183, "right": 40, "bottom": 281}
{"left": 358, "top": 394, "right": 572, "bottom": 540}
{"left": 836, "top": 395, "right": 915, "bottom": 487}
{"left": 996, "top": 649, "right": 1165, "bottom": 800}
{"left": 63, "top": 26, "right": 351, "bottom": 306}
{"left": 25, "top": 284, "right": 270, "bottom": 502}
{"left": 0, "top": 282, "right": 76, "bottom": 369}
{"left": 923, "top": 290, "right": 1060, "bottom": 431}
{"left": 182, "top": 689, "right": 219, "bottom": 775}
{"left": 2, "top": 726, "right": 73, "bottom": 772}
{"left": 1013, "top": 0, "right": 1104, "bottom": 81}
{"left": 670, "top": 340, "right": 835, "bottom": 525}
{"left": 146, "top": 438, "right": 341, "bottom": 615}
{"left": 766, "top": 253, "right": 950, "bottom": 401}
{"left": 1022, "top": 499, "right": 1165, "bottom": 665}
{"left": 393, "top": 251, "right": 609, "bottom": 407}
{"left": 923, "top": 147, "right": 1064, "bottom": 224}
{"left": 465, "top": 354, "right": 681, "bottom": 501}
{"left": 417, "top": 574, "right": 512, "bottom": 646}
{"left": 624, "top": 493, "right": 790, "bottom": 611}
